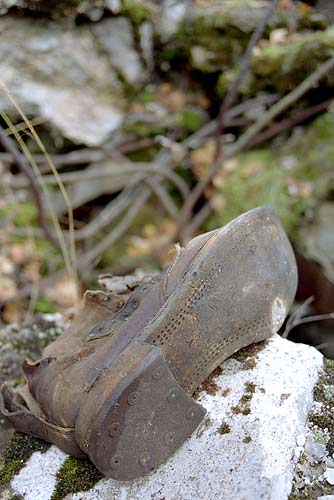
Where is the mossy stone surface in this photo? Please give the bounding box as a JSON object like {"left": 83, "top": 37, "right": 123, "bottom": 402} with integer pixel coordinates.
{"left": 176, "top": 0, "right": 327, "bottom": 73}
{"left": 250, "top": 27, "right": 334, "bottom": 94}
{"left": 0, "top": 432, "right": 50, "bottom": 489}
{"left": 51, "top": 457, "right": 103, "bottom": 500}
{"left": 289, "top": 357, "right": 334, "bottom": 499}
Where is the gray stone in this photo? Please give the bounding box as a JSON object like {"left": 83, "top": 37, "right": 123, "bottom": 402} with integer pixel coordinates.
{"left": 93, "top": 17, "right": 145, "bottom": 86}
{"left": 0, "top": 17, "right": 124, "bottom": 145}
{"left": 8, "top": 334, "right": 323, "bottom": 500}
{"left": 324, "top": 467, "right": 334, "bottom": 485}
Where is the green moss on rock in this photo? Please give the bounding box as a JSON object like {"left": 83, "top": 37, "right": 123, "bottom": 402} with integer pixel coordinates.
{"left": 51, "top": 457, "right": 103, "bottom": 500}
{"left": 121, "top": 0, "right": 152, "bottom": 25}
{"left": 250, "top": 27, "right": 334, "bottom": 94}
{"left": 207, "top": 149, "right": 307, "bottom": 235}
{"left": 0, "top": 432, "right": 50, "bottom": 487}
{"left": 176, "top": 0, "right": 327, "bottom": 74}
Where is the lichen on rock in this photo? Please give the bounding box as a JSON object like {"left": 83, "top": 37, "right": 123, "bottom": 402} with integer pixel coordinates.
{"left": 289, "top": 358, "right": 334, "bottom": 499}
{"left": 0, "top": 432, "right": 50, "bottom": 489}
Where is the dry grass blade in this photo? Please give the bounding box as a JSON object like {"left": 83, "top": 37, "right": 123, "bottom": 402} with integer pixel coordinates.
{"left": 1, "top": 112, "right": 76, "bottom": 299}
{"left": 0, "top": 81, "right": 79, "bottom": 305}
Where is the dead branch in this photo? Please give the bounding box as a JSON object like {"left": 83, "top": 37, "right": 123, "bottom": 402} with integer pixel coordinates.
{"left": 217, "top": 0, "right": 279, "bottom": 142}
{"left": 234, "top": 57, "right": 334, "bottom": 152}
{"left": 144, "top": 177, "right": 179, "bottom": 219}
{"left": 79, "top": 186, "right": 150, "bottom": 268}
{"left": 0, "top": 125, "right": 60, "bottom": 250}
{"left": 175, "top": 0, "right": 279, "bottom": 239}
{"left": 176, "top": 56, "right": 334, "bottom": 241}
{"left": 246, "top": 98, "right": 332, "bottom": 148}
{"left": 73, "top": 185, "right": 139, "bottom": 241}
{"left": 283, "top": 294, "right": 334, "bottom": 338}
{"left": 7, "top": 161, "right": 189, "bottom": 199}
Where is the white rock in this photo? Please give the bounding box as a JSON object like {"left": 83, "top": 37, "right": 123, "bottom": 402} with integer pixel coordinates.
{"left": 159, "top": 0, "right": 188, "bottom": 40}
{"left": 10, "top": 335, "right": 323, "bottom": 500}
{"left": 11, "top": 446, "right": 67, "bottom": 500}
{"left": 0, "top": 17, "right": 124, "bottom": 146}
{"left": 324, "top": 467, "right": 334, "bottom": 485}
{"left": 93, "top": 17, "right": 145, "bottom": 86}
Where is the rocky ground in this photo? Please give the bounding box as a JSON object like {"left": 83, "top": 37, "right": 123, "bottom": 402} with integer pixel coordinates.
{"left": 0, "top": 329, "right": 331, "bottom": 500}
{"left": 0, "top": 1, "right": 334, "bottom": 498}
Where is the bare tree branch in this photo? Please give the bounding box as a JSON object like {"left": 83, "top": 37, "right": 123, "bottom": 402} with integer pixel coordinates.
{"left": 246, "top": 98, "right": 332, "bottom": 148}
{"left": 0, "top": 125, "right": 60, "bottom": 250}
{"left": 283, "top": 294, "right": 334, "bottom": 339}
{"left": 218, "top": 0, "right": 279, "bottom": 138}
{"left": 176, "top": 56, "right": 334, "bottom": 240}
{"left": 79, "top": 186, "right": 150, "bottom": 267}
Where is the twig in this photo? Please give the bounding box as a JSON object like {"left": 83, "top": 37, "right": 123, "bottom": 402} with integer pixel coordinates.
{"left": 233, "top": 57, "right": 334, "bottom": 152}
{"left": 79, "top": 186, "right": 150, "bottom": 267}
{"left": 144, "top": 177, "right": 179, "bottom": 219}
{"left": 246, "top": 98, "right": 332, "bottom": 148}
{"left": 73, "top": 185, "right": 139, "bottom": 241}
{"left": 314, "top": 342, "right": 329, "bottom": 351}
{"left": 218, "top": 0, "right": 279, "bottom": 139}
{"left": 8, "top": 162, "right": 189, "bottom": 199}
{"left": 182, "top": 94, "right": 279, "bottom": 149}
{"left": 176, "top": 56, "right": 334, "bottom": 239}
{"left": 284, "top": 313, "right": 334, "bottom": 338}
{"left": 181, "top": 203, "right": 212, "bottom": 243}
{"left": 0, "top": 125, "right": 60, "bottom": 250}
{"left": 282, "top": 296, "right": 314, "bottom": 338}
{"left": 176, "top": 0, "right": 279, "bottom": 238}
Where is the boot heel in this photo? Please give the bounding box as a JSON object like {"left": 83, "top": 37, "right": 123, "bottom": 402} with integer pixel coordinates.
{"left": 75, "top": 340, "right": 205, "bottom": 481}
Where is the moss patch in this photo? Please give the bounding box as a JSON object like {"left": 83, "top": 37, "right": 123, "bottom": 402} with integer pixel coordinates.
{"left": 121, "top": 0, "right": 152, "bottom": 25}
{"left": 51, "top": 457, "right": 103, "bottom": 500}
{"left": 0, "top": 202, "right": 37, "bottom": 228}
{"left": 193, "top": 366, "right": 223, "bottom": 399}
{"left": 0, "top": 432, "right": 50, "bottom": 487}
{"left": 218, "top": 421, "right": 231, "bottom": 435}
{"left": 250, "top": 28, "right": 334, "bottom": 94}
{"left": 231, "top": 381, "right": 256, "bottom": 416}
{"left": 232, "top": 340, "right": 267, "bottom": 370}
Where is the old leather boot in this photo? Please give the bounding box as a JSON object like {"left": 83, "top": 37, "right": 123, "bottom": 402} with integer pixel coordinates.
{"left": 0, "top": 276, "right": 160, "bottom": 456}
{"left": 0, "top": 206, "right": 298, "bottom": 481}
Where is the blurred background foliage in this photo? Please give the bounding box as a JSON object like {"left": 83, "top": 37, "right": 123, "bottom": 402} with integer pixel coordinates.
{"left": 0, "top": 0, "right": 333, "bottom": 356}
